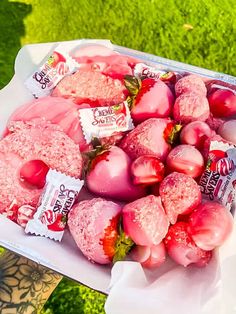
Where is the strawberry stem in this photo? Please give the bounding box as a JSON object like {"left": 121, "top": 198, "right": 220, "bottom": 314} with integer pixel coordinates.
{"left": 82, "top": 138, "right": 111, "bottom": 176}
{"left": 124, "top": 75, "right": 141, "bottom": 96}
{"left": 164, "top": 123, "right": 182, "bottom": 145}
{"left": 113, "top": 222, "right": 134, "bottom": 263}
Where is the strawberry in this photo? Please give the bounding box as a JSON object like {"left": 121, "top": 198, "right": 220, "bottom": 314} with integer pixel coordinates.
{"left": 164, "top": 222, "right": 212, "bottom": 267}
{"left": 112, "top": 102, "right": 127, "bottom": 115}
{"left": 188, "top": 202, "right": 234, "bottom": 251}
{"left": 166, "top": 144, "right": 205, "bottom": 178}
{"left": 130, "top": 242, "right": 166, "bottom": 269}
{"left": 124, "top": 76, "right": 174, "bottom": 123}
{"left": 85, "top": 145, "right": 146, "bottom": 201}
{"left": 175, "top": 74, "right": 207, "bottom": 97}
{"left": 19, "top": 160, "right": 49, "bottom": 189}
{"left": 47, "top": 213, "right": 67, "bottom": 232}
{"left": 49, "top": 51, "right": 66, "bottom": 68}
{"left": 218, "top": 120, "right": 236, "bottom": 145}
{"left": 208, "top": 89, "right": 236, "bottom": 118}
{"left": 173, "top": 92, "right": 210, "bottom": 124}
{"left": 180, "top": 121, "right": 212, "bottom": 150}
{"left": 159, "top": 172, "right": 202, "bottom": 224}
{"left": 122, "top": 195, "right": 169, "bottom": 246}
{"left": 68, "top": 198, "right": 133, "bottom": 264}
{"left": 120, "top": 118, "right": 176, "bottom": 162}
{"left": 131, "top": 155, "right": 165, "bottom": 185}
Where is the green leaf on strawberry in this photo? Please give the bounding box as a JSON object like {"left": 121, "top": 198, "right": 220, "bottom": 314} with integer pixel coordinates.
{"left": 164, "top": 122, "right": 182, "bottom": 145}
{"left": 113, "top": 222, "right": 134, "bottom": 263}
{"left": 124, "top": 75, "right": 141, "bottom": 96}
{"left": 82, "top": 138, "right": 111, "bottom": 177}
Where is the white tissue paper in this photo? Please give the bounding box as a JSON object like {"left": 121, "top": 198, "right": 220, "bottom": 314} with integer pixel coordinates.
{"left": 105, "top": 218, "right": 236, "bottom": 314}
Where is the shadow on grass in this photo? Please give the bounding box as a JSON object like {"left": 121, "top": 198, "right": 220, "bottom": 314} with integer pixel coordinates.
{"left": 0, "top": 0, "right": 32, "bottom": 89}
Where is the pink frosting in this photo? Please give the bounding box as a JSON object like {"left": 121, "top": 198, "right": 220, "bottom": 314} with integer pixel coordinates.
{"left": 68, "top": 198, "right": 122, "bottom": 264}
{"left": 173, "top": 92, "right": 210, "bottom": 124}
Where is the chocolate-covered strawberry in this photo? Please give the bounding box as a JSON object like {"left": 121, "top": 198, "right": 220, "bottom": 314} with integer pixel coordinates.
{"left": 208, "top": 88, "right": 236, "bottom": 118}
{"left": 188, "top": 202, "right": 234, "bottom": 251}
{"left": 175, "top": 74, "right": 207, "bottom": 97}
{"left": 159, "top": 172, "right": 202, "bottom": 224}
{"left": 164, "top": 222, "right": 212, "bottom": 267}
{"left": 131, "top": 155, "right": 165, "bottom": 185}
{"left": 124, "top": 76, "right": 174, "bottom": 123}
{"left": 122, "top": 195, "right": 169, "bottom": 246}
{"left": 85, "top": 145, "right": 146, "bottom": 202}
{"left": 166, "top": 144, "right": 205, "bottom": 178}
{"left": 68, "top": 198, "right": 133, "bottom": 264}
{"left": 130, "top": 242, "right": 166, "bottom": 269}
{"left": 120, "top": 118, "right": 181, "bottom": 162}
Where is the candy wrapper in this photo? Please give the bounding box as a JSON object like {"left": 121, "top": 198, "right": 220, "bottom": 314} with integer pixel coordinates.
{"left": 199, "top": 141, "right": 236, "bottom": 213}
{"left": 134, "top": 62, "right": 179, "bottom": 83}
{"left": 25, "top": 169, "right": 84, "bottom": 241}
{"left": 79, "top": 101, "right": 134, "bottom": 143}
{"left": 25, "top": 44, "right": 79, "bottom": 98}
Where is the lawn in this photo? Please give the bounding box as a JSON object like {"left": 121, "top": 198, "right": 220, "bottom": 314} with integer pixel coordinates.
{"left": 0, "top": 0, "right": 235, "bottom": 313}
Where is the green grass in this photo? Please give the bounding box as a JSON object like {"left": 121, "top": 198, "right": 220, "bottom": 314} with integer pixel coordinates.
{"left": 0, "top": 0, "right": 236, "bottom": 313}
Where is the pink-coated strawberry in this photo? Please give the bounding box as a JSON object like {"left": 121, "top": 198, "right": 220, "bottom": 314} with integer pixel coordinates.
{"left": 164, "top": 222, "right": 212, "bottom": 267}
{"left": 159, "top": 172, "right": 202, "bottom": 224}
{"left": 120, "top": 118, "right": 174, "bottom": 162}
{"left": 180, "top": 121, "right": 212, "bottom": 150}
{"left": 19, "top": 160, "right": 49, "bottom": 189}
{"left": 218, "top": 120, "right": 236, "bottom": 145}
{"left": 125, "top": 76, "right": 174, "bottom": 123}
{"left": 131, "top": 155, "right": 165, "bottom": 185}
{"left": 205, "top": 113, "right": 226, "bottom": 131}
{"left": 122, "top": 195, "right": 169, "bottom": 246}
{"left": 166, "top": 144, "right": 205, "bottom": 178}
{"left": 173, "top": 92, "right": 210, "bottom": 124}
{"left": 208, "top": 89, "right": 236, "bottom": 118}
{"left": 175, "top": 74, "right": 207, "bottom": 97}
{"left": 68, "top": 198, "right": 133, "bottom": 264}
{"left": 188, "top": 202, "right": 234, "bottom": 251}
{"left": 86, "top": 146, "right": 146, "bottom": 201}
{"left": 130, "top": 242, "right": 166, "bottom": 269}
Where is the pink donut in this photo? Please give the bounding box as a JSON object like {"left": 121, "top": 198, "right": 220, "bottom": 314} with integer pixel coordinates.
{"left": 0, "top": 120, "right": 83, "bottom": 219}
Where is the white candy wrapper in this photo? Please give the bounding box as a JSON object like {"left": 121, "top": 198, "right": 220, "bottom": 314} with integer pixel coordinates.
{"left": 25, "top": 169, "right": 84, "bottom": 241}
{"left": 134, "top": 62, "right": 166, "bottom": 79}
{"left": 134, "top": 62, "right": 179, "bottom": 83}
{"left": 25, "top": 44, "right": 79, "bottom": 98}
{"left": 79, "top": 101, "right": 134, "bottom": 143}
{"left": 199, "top": 141, "right": 236, "bottom": 213}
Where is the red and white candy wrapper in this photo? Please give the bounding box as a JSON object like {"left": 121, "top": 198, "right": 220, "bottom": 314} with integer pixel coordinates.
{"left": 25, "top": 169, "right": 84, "bottom": 241}
{"left": 134, "top": 63, "right": 179, "bottom": 83}
{"left": 79, "top": 101, "right": 134, "bottom": 144}
{"left": 25, "top": 44, "right": 79, "bottom": 98}
{"left": 199, "top": 141, "right": 236, "bottom": 213}
{"left": 134, "top": 63, "right": 166, "bottom": 80}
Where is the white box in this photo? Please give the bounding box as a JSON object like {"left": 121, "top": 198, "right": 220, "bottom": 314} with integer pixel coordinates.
{"left": 0, "top": 39, "right": 236, "bottom": 299}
